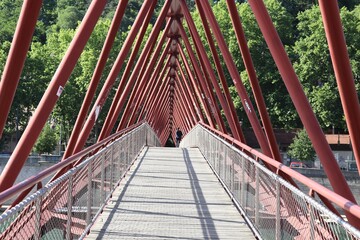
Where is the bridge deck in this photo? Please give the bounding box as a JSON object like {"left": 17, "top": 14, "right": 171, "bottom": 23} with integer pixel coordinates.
{"left": 86, "top": 147, "right": 255, "bottom": 239}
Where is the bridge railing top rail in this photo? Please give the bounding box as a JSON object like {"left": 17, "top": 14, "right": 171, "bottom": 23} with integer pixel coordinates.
{"left": 0, "top": 121, "right": 154, "bottom": 205}
{"left": 194, "top": 123, "right": 360, "bottom": 220}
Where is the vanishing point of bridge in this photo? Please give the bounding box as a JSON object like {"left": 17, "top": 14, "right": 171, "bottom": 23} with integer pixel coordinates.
{"left": 1, "top": 0, "right": 360, "bottom": 239}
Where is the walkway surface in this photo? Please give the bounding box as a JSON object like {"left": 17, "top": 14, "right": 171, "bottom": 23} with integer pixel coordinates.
{"left": 86, "top": 147, "right": 255, "bottom": 239}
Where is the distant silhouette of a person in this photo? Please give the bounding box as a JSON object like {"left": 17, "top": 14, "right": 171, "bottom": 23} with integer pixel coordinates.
{"left": 175, "top": 128, "right": 183, "bottom": 147}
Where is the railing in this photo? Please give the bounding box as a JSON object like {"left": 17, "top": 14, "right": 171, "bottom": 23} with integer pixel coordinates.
{"left": 0, "top": 122, "right": 160, "bottom": 239}
{"left": 181, "top": 124, "right": 360, "bottom": 240}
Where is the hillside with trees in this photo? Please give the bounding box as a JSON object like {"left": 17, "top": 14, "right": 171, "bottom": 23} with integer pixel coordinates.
{"left": 0, "top": 0, "right": 359, "bottom": 153}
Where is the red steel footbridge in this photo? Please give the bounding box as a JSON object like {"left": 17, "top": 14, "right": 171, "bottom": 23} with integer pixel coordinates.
{"left": 0, "top": 0, "right": 360, "bottom": 239}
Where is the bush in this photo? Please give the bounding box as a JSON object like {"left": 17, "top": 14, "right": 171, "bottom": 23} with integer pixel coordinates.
{"left": 288, "top": 129, "right": 316, "bottom": 162}
{"left": 34, "top": 124, "right": 58, "bottom": 154}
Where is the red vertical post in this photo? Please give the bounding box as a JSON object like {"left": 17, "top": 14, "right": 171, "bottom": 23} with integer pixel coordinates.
{"left": 0, "top": 0, "right": 42, "bottom": 138}
{"left": 318, "top": 0, "right": 360, "bottom": 174}
{"left": 248, "top": 0, "right": 358, "bottom": 226}
{"left": 63, "top": 0, "right": 129, "bottom": 160}
{"left": 225, "top": 0, "right": 281, "bottom": 161}
{"left": 0, "top": 0, "right": 107, "bottom": 192}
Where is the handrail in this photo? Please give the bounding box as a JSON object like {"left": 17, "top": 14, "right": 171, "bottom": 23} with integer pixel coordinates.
{"left": 0, "top": 121, "right": 145, "bottom": 205}
{"left": 198, "top": 122, "right": 360, "bottom": 219}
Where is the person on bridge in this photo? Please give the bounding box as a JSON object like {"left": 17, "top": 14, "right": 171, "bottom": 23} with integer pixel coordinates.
{"left": 175, "top": 127, "right": 183, "bottom": 147}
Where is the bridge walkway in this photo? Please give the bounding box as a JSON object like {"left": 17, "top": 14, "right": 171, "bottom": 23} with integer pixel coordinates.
{"left": 86, "top": 147, "right": 255, "bottom": 239}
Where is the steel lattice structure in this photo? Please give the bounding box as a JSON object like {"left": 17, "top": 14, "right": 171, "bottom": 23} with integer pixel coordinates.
{"left": 0, "top": 0, "right": 360, "bottom": 233}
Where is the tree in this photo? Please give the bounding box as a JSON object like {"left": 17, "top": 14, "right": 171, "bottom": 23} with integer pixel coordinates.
{"left": 293, "top": 5, "right": 360, "bottom": 131}
{"left": 287, "top": 129, "right": 316, "bottom": 162}
{"left": 34, "top": 123, "right": 58, "bottom": 154}
{"left": 0, "top": 0, "right": 22, "bottom": 43}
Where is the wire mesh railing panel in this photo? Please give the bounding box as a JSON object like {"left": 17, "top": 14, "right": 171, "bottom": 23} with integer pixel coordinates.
{"left": 180, "top": 125, "right": 360, "bottom": 240}
{"left": 0, "top": 123, "right": 160, "bottom": 239}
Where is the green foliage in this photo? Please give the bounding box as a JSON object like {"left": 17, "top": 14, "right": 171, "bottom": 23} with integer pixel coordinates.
{"left": 1, "top": 0, "right": 360, "bottom": 151}
{"left": 288, "top": 129, "right": 316, "bottom": 162}
{"left": 57, "top": 6, "right": 82, "bottom": 30}
{"left": 293, "top": 5, "right": 360, "bottom": 131}
{"left": 34, "top": 124, "right": 58, "bottom": 154}
{"left": 0, "top": 0, "right": 22, "bottom": 43}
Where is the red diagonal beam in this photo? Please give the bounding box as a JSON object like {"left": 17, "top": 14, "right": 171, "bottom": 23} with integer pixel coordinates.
{"left": 0, "top": 0, "right": 42, "bottom": 138}
{"left": 98, "top": 0, "right": 157, "bottom": 140}
{"left": 176, "top": 59, "right": 205, "bottom": 123}
{"left": 195, "top": 2, "right": 245, "bottom": 142}
{"left": 122, "top": 25, "right": 173, "bottom": 128}
{"left": 248, "top": 0, "right": 358, "bottom": 227}
{"left": 73, "top": 0, "right": 155, "bottom": 153}
{"left": 63, "top": 0, "right": 129, "bottom": 160}
{"left": 175, "top": 71, "right": 199, "bottom": 124}
{"left": 178, "top": 43, "right": 214, "bottom": 127}
{"left": 97, "top": 0, "right": 172, "bottom": 138}
{"left": 319, "top": 0, "right": 360, "bottom": 175}
{"left": 177, "top": 25, "right": 226, "bottom": 132}
{"left": 175, "top": 80, "right": 196, "bottom": 127}
{"left": 146, "top": 69, "right": 172, "bottom": 122}
{"left": 127, "top": 40, "right": 173, "bottom": 126}
{"left": 138, "top": 54, "right": 171, "bottom": 121}
{"left": 180, "top": 4, "right": 245, "bottom": 140}
{"left": 0, "top": 0, "right": 107, "bottom": 193}
{"left": 195, "top": 0, "right": 273, "bottom": 158}
{"left": 226, "top": 0, "right": 280, "bottom": 161}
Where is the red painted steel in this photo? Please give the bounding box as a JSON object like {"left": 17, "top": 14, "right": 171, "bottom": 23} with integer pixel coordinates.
{"left": 63, "top": 0, "right": 129, "bottom": 160}
{"left": 196, "top": 0, "right": 273, "bottom": 159}
{"left": 176, "top": 59, "right": 205, "bottom": 123}
{"left": 146, "top": 71, "right": 171, "bottom": 122}
{"left": 195, "top": 3, "right": 245, "bottom": 142}
{"left": 178, "top": 45, "right": 215, "bottom": 127}
{"left": 175, "top": 71, "right": 199, "bottom": 123}
{"left": 99, "top": 1, "right": 157, "bottom": 140}
{"left": 0, "top": 122, "right": 143, "bottom": 205}
{"left": 319, "top": 0, "right": 360, "bottom": 175}
{"left": 177, "top": 24, "right": 226, "bottom": 133}
{"left": 100, "top": 0, "right": 171, "bottom": 137}
{"left": 226, "top": 0, "right": 281, "bottom": 162}
{"left": 0, "top": 0, "right": 107, "bottom": 193}
{"left": 200, "top": 122, "right": 360, "bottom": 222}
{"left": 123, "top": 25, "right": 173, "bottom": 128}
{"left": 248, "top": 0, "right": 359, "bottom": 227}
{"left": 138, "top": 55, "right": 171, "bottom": 121}
{"left": 175, "top": 84, "right": 196, "bottom": 127}
{"left": 0, "top": 0, "right": 42, "bottom": 138}
{"left": 72, "top": 0, "right": 157, "bottom": 155}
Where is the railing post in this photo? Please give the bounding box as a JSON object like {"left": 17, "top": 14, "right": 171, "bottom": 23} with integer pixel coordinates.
{"left": 86, "top": 161, "right": 93, "bottom": 226}
{"left": 66, "top": 175, "right": 74, "bottom": 240}
{"left": 276, "top": 180, "right": 281, "bottom": 240}
{"left": 241, "top": 155, "right": 246, "bottom": 207}
{"left": 255, "top": 165, "right": 260, "bottom": 227}
{"left": 309, "top": 204, "right": 315, "bottom": 240}
{"left": 100, "top": 152, "right": 105, "bottom": 204}
{"left": 110, "top": 144, "right": 114, "bottom": 192}
{"left": 34, "top": 195, "right": 43, "bottom": 240}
